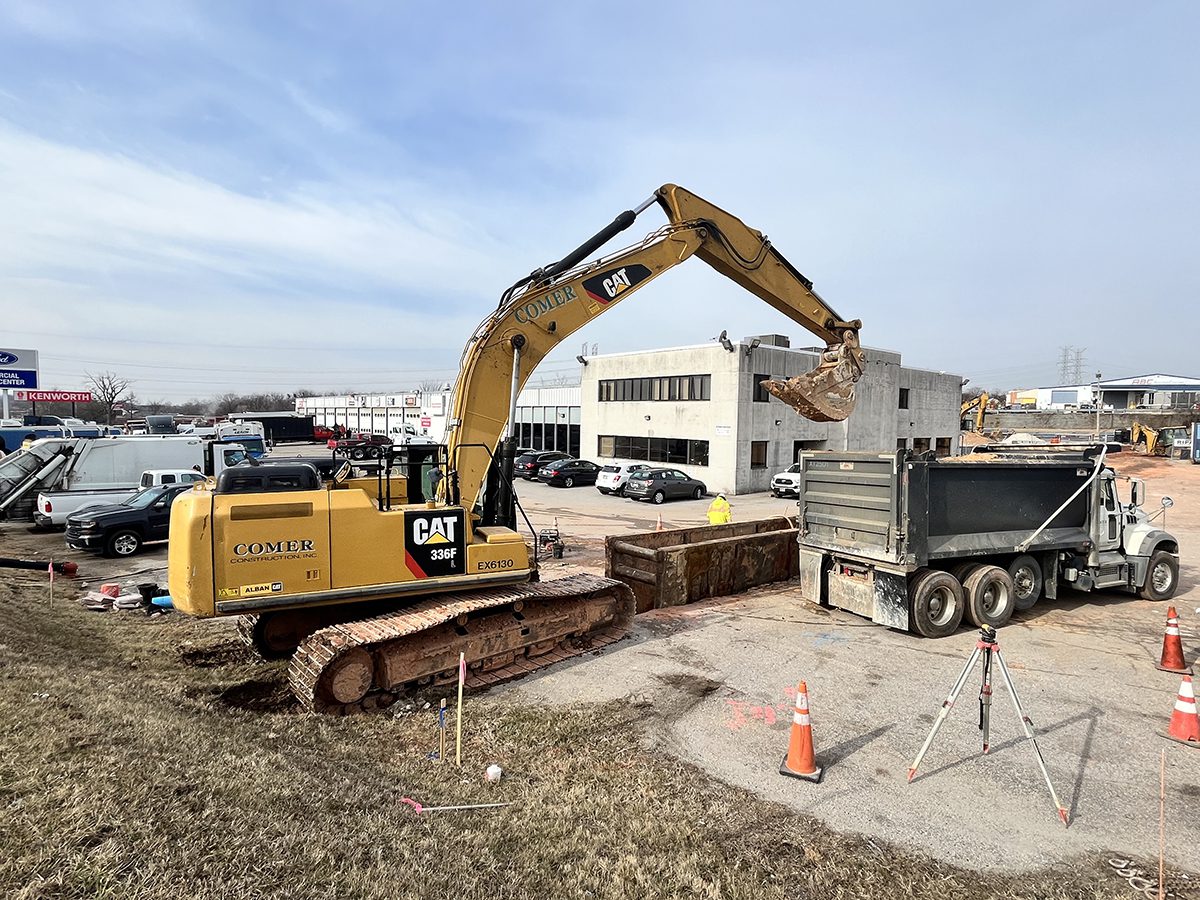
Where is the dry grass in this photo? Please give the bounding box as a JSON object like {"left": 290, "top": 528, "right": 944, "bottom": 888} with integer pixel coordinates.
{"left": 0, "top": 579, "right": 1127, "bottom": 900}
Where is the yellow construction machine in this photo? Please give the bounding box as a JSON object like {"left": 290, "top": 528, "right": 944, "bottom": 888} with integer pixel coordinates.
{"left": 960, "top": 392, "right": 989, "bottom": 432}
{"left": 168, "top": 184, "right": 867, "bottom": 713}
{"left": 1131, "top": 422, "right": 1189, "bottom": 457}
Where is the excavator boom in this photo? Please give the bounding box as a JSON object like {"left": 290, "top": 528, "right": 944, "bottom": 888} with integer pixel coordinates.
{"left": 448, "top": 184, "right": 866, "bottom": 517}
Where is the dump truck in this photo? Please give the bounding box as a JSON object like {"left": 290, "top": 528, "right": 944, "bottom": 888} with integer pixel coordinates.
{"left": 795, "top": 446, "right": 1180, "bottom": 636}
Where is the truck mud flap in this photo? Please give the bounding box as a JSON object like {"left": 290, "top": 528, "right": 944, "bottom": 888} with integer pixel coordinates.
{"left": 825, "top": 563, "right": 909, "bottom": 631}
{"left": 798, "top": 549, "right": 824, "bottom": 605}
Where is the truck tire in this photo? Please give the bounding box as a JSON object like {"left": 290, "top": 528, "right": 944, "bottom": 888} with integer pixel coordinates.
{"left": 104, "top": 529, "right": 142, "bottom": 558}
{"left": 1139, "top": 550, "right": 1179, "bottom": 601}
{"left": 909, "top": 569, "right": 965, "bottom": 638}
{"left": 948, "top": 561, "right": 982, "bottom": 583}
{"left": 1007, "top": 554, "right": 1043, "bottom": 610}
{"left": 350, "top": 447, "right": 365, "bottom": 460}
{"left": 963, "top": 565, "right": 1015, "bottom": 629}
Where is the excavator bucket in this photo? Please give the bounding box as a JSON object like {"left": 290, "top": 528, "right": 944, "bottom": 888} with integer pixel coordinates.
{"left": 762, "top": 335, "right": 865, "bottom": 423}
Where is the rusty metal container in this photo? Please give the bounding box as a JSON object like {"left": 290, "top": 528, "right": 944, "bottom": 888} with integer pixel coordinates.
{"left": 605, "top": 517, "right": 798, "bottom": 613}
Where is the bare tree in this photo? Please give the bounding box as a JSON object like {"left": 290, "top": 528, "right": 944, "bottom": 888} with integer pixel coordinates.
{"left": 416, "top": 379, "right": 447, "bottom": 392}
{"left": 85, "top": 371, "right": 134, "bottom": 425}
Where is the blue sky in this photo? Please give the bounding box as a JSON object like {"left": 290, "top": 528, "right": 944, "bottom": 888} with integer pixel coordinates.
{"left": 1, "top": 1, "right": 1197, "bottom": 401}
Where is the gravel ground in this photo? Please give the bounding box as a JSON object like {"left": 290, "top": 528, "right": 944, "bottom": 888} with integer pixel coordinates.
{"left": 507, "top": 453, "right": 1200, "bottom": 873}
{"left": 5, "top": 448, "right": 1196, "bottom": 877}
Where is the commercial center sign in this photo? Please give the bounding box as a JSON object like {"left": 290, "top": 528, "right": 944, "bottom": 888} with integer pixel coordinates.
{"left": 0, "top": 348, "right": 39, "bottom": 389}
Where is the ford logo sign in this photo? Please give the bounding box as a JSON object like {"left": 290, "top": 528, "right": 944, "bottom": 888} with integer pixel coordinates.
{"left": 0, "top": 352, "right": 17, "bottom": 365}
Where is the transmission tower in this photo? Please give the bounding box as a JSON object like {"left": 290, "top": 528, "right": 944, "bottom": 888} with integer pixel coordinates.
{"left": 1070, "top": 348, "right": 1087, "bottom": 384}
{"left": 1057, "top": 347, "right": 1073, "bottom": 383}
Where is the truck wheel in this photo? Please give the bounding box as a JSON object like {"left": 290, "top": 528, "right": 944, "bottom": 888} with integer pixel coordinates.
{"left": 1007, "top": 554, "right": 1043, "bottom": 610}
{"left": 350, "top": 447, "right": 365, "bottom": 460}
{"left": 909, "top": 570, "right": 965, "bottom": 638}
{"left": 105, "top": 529, "right": 142, "bottom": 558}
{"left": 1139, "top": 550, "right": 1179, "bottom": 601}
{"left": 963, "top": 565, "right": 1015, "bottom": 629}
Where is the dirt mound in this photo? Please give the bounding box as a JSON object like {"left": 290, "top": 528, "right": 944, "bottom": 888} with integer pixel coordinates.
{"left": 178, "top": 643, "right": 248, "bottom": 669}
{"left": 214, "top": 678, "right": 297, "bottom": 713}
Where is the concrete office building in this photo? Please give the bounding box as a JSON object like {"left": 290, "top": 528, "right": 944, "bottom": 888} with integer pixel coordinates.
{"left": 580, "top": 335, "right": 962, "bottom": 494}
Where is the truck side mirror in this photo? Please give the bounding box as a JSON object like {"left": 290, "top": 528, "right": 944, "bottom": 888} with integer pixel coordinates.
{"left": 1130, "top": 480, "right": 1144, "bottom": 508}
{"left": 1162, "top": 496, "right": 1174, "bottom": 509}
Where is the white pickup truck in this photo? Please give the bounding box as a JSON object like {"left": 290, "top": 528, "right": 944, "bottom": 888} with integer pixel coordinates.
{"left": 770, "top": 463, "right": 802, "bottom": 498}
{"left": 35, "top": 469, "right": 207, "bottom": 527}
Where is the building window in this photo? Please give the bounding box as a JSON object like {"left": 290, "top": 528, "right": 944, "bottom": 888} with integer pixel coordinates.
{"left": 753, "top": 374, "right": 771, "bottom": 403}
{"left": 899, "top": 388, "right": 910, "bottom": 409}
{"left": 913, "top": 437, "right": 930, "bottom": 454}
{"left": 598, "top": 435, "right": 710, "bottom": 467}
{"left": 598, "top": 375, "right": 711, "bottom": 402}
{"left": 935, "top": 438, "right": 952, "bottom": 458}
{"left": 896, "top": 438, "right": 908, "bottom": 451}
{"left": 750, "top": 441, "right": 768, "bottom": 469}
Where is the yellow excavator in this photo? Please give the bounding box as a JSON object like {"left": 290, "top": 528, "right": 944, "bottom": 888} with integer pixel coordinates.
{"left": 168, "top": 184, "right": 866, "bottom": 713}
{"left": 1131, "top": 422, "right": 1188, "bottom": 457}
{"left": 960, "top": 392, "right": 989, "bottom": 432}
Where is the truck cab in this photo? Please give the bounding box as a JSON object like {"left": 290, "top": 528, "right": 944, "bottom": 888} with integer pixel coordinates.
{"left": 1066, "top": 467, "right": 1179, "bottom": 599}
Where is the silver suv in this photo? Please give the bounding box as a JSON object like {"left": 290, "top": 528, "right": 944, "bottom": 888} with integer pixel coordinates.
{"left": 596, "top": 463, "right": 652, "bottom": 496}
{"left": 770, "top": 463, "right": 802, "bottom": 498}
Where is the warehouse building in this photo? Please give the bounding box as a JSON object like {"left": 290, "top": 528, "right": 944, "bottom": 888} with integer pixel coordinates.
{"left": 579, "top": 335, "right": 962, "bottom": 494}
{"left": 297, "top": 391, "right": 450, "bottom": 440}
{"left": 1018, "top": 374, "right": 1200, "bottom": 411}
{"left": 296, "top": 386, "right": 582, "bottom": 451}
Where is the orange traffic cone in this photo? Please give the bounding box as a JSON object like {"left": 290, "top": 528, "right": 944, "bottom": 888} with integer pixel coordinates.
{"left": 779, "top": 681, "right": 824, "bottom": 783}
{"left": 1156, "top": 607, "right": 1192, "bottom": 674}
{"left": 1161, "top": 675, "right": 1200, "bottom": 748}
{"left": 655, "top": 513, "right": 664, "bottom": 532}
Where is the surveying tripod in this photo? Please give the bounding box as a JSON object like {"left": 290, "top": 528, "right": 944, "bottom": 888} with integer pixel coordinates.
{"left": 907, "top": 625, "right": 1069, "bottom": 826}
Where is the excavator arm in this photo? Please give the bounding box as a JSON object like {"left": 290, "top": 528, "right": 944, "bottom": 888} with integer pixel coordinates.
{"left": 960, "top": 392, "right": 989, "bottom": 432}
{"left": 445, "top": 184, "right": 866, "bottom": 519}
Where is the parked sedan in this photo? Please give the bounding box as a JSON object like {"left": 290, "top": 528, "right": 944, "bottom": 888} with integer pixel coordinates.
{"left": 65, "top": 482, "right": 196, "bottom": 557}
{"left": 623, "top": 468, "right": 707, "bottom": 504}
{"left": 596, "top": 463, "right": 652, "bottom": 496}
{"left": 538, "top": 458, "right": 601, "bottom": 487}
{"left": 515, "top": 450, "right": 572, "bottom": 480}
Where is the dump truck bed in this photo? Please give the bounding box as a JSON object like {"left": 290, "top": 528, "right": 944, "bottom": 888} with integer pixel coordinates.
{"left": 799, "top": 451, "right": 1094, "bottom": 569}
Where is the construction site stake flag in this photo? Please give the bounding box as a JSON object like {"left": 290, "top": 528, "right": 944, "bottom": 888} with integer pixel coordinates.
{"left": 455, "top": 652, "right": 466, "bottom": 768}
{"left": 48, "top": 559, "right": 54, "bottom": 606}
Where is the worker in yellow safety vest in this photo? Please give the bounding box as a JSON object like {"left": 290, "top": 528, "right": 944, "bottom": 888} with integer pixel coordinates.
{"left": 707, "top": 492, "right": 732, "bottom": 525}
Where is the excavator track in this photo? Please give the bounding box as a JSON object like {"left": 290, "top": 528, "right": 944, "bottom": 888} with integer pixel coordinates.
{"left": 288, "top": 574, "right": 635, "bottom": 715}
